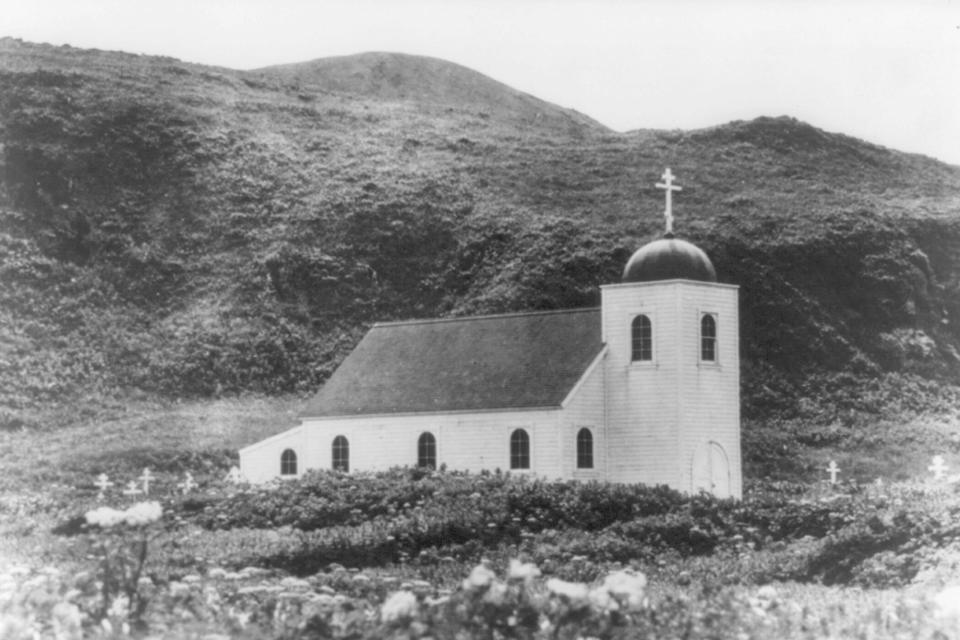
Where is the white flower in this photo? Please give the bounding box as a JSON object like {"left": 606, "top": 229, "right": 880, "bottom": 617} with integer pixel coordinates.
{"left": 600, "top": 570, "right": 647, "bottom": 610}
{"left": 508, "top": 559, "right": 541, "bottom": 581}
{"left": 123, "top": 501, "right": 162, "bottom": 526}
{"left": 483, "top": 581, "right": 509, "bottom": 605}
{"left": 86, "top": 502, "right": 162, "bottom": 528}
{"left": 85, "top": 506, "right": 125, "bottom": 528}
{"left": 749, "top": 585, "right": 780, "bottom": 617}
{"left": 51, "top": 602, "right": 83, "bottom": 640}
{"left": 934, "top": 585, "right": 960, "bottom": 618}
{"left": 588, "top": 585, "right": 618, "bottom": 612}
{"left": 546, "top": 578, "right": 589, "bottom": 606}
{"left": 280, "top": 577, "right": 312, "bottom": 590}
{"left": 462, "top": 564, "right": 496, "bottom": 590}
{"left": 107, "top": 594, "right": 129, "bottom": 619}
{"left": 381, "top": 591, "right": 418, "bottom": 623}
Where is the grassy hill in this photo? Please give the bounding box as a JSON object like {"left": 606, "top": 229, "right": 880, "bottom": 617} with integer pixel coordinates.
{"left": 1, "top": 37, "right": 959, "bottom": 463}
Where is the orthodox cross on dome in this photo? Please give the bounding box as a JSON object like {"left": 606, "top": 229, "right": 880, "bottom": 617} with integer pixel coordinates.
{"left": 655, "top": 168, "right": 682, "bottom": 235}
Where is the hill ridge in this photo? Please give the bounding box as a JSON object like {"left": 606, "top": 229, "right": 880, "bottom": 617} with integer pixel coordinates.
{"left": 1, "top": 37, "right": 959, "bottom": 434}
{"left": 251, "top": 50, "right": 607, "bottom": 132}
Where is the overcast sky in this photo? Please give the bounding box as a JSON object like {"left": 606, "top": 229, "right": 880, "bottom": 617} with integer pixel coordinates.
{"left": 6, "top": 0, "right": 960, "bottom": 165}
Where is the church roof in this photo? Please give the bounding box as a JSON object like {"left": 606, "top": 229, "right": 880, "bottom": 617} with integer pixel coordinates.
{"left": 302, "top": 307, "right": 603, "bottom": 418}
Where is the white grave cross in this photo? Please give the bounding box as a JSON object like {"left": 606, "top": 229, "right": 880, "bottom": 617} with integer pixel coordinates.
{"left": 177, "top": 472, "right": 198, "bottom": 494}
{"left": 139, "top": 468, "right": 154, "bottom": 495}
{"left": 226, "top": 466, "right": 244, "bottom": 485}
{"left": 122, "top": 480, "right": 143, "bottom": 497}
{"left": 94, "top": 473, "right": 114, "bottom": 501}
{"left": 655, "top": 168, "right": 682, "bottom": 235}
{"left": 826, "top": 460, "right": 841, "bottom": 485}
{"left": 929, "top": 455, "right": 949, "bottom": 480}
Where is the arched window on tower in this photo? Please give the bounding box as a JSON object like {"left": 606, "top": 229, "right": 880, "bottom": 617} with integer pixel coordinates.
{"left": 631, "top": 315, "right": 652, "bottom": 361}
{"left": 576, "top": 428, "right": 593, "bottom": 469}
{"left": 280, "top": 449, "right": 297, "bottom": 476}
{"left": 701, "top": 314, "right": 717, "bottom": 361}
{"left": 510, "top": 429, "right": 530, "bottom": 469}
{"left": 332, "top": 435, "right": 350, "bottom": 472}
{"left": 418, "top": 432, "right": 436, "bottom": 469}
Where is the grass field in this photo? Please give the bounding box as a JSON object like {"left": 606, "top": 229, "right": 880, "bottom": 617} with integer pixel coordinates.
{"left": 2, "top": 395, "right": 960, "bottom": 638}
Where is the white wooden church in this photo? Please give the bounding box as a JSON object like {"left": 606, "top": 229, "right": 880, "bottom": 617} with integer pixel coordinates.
{"left": 240, "top": 169, "right": 742, "bottom": 498}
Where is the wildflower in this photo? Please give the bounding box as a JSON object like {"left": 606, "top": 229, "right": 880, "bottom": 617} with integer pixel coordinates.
{"left": 280, "top": 577, "right": 312, "bottom": 590}
{"left": 227, "top": 607, "right": 252, "bottom": 629}
{"left": 0, "top": 614, "right": 29, "bottom": 640}
{"left": 85, "top": 506, "right": 126, "bottom": 528}
{"left": 508, "top": 559, "right": 541, "bottom": 581}
{"left": 750, "top": 585, "right": 780, "bottom": 617}
{"left": 51, "top": 602, "right": 83, "bottom": 640}
{"left": 546, "top": 578, "right": 590, "bottom": 607}
{"left": 123, "top": 501, "right": 162, "bottom": 526}
{"left": 463, "top": 564, "right": 496, "bottom": 590}
{"left": 483, "top": 581, "right": 509, "bottom": 605}
{"left": 381, "top": 590, "right": 418, "bottom": 623}
{"left": 107, "top": 594, "right": 130, "bottom": 619}
{"left": 934, "top": 585, "right": 960, "bottom": 618}
{"left": 600, "top": 570, "right": 647, "bottom": 610}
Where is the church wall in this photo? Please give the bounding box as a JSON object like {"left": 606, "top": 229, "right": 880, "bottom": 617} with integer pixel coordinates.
{"left": 675, "top": 283, "right": 742, "bottom": 498}
{"left": 239, "top": 408, "right": 564, "bottom": 481}
{"left": 559, "top": 351, "right": 607, "bottom": 480}
{"left": 600, "top": 283, "right": 683, "bottom": 486}
{"left": 239, "top": 425, "right": 307, "bottom": 483}
{"left": 600, "top": 280, "right": 741, "bottom": 497}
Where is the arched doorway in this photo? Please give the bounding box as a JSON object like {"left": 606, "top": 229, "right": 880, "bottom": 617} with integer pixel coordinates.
{"left": 691, "top": 441, "right": 730, "bottom": 498}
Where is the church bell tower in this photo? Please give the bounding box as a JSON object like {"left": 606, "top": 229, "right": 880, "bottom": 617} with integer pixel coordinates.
{"left": 600, "top": 169, "right": 741, "bottom": 498}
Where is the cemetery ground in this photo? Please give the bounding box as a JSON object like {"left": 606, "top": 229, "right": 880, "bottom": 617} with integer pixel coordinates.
{"left": 2, "top": 395, "right": 960, "bottom": 638}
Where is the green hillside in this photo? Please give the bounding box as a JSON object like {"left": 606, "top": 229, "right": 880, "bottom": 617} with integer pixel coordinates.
{"left": 1, "top": 37, "right": 959, "bottom": 446}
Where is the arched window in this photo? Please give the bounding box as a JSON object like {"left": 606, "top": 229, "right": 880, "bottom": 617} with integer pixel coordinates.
{"left": 701, "top": 314, "right": 717, "bottom": 361}
{"left": 418, "top": 432, "right": 437, "bottom": 469}
{"left": 332, "top": 435, "right": 350, "bottom": 472}
{"left": 631, "top": 315, "right": 652, "bottom": 361}
{"left": 280, "top": 449, "right": 297, "bottom": 476}
{"left": 510, "top": 429, "right": 530, "bottom": 469}
{"left": 576, "top": 428, "right": 593, "bottom": 469}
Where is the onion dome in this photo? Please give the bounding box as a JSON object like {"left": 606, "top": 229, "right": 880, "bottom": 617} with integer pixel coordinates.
{"left": 622, "top": 233, "right": 717, "bottom": 283}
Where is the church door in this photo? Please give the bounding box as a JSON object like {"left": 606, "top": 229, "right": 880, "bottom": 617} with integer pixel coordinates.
{"left": 691, "top": 441, "right": 731, "bottom": 498}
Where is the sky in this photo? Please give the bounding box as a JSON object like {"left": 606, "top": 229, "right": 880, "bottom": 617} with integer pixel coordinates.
{"left": 6, "top": 0, "right": 960, "bottom": 165}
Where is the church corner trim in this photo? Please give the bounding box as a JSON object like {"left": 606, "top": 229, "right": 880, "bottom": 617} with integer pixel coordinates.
{"left": 560, "top": 345, "right": 609, "bottom": 409}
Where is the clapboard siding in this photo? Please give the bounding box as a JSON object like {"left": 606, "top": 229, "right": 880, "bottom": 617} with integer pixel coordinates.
{"left": 601, "top": 283, "right": 682, "bottom": 485}
{"left": 677, "top": 284, "right": 742, "bottom": 497}
{"left": 601, "top": 280, "right": 741, "bottom": 496}
{"left": 242, "top": 408, "right": 566, "bottom": 482}
{"left": 560, "top": 351, "right": 607, "bottom": 479}
{"left": 239, "top": 426, "right": 306, "bottom": 483}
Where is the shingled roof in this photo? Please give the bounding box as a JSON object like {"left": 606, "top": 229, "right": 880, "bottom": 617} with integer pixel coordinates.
{"left": 302, "top": 307, "right": 603, "bottom": 417}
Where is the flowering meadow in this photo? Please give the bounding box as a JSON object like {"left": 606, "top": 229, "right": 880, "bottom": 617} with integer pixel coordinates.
{"left": 3, "top": 466, "right": 960, "bottom": 638}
